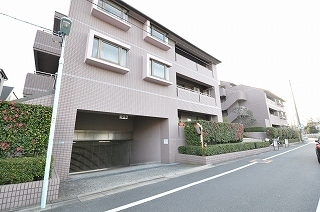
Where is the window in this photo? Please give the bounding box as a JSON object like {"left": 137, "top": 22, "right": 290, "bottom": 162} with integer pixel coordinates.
{"left": 143, "top": 54, "right": 172, "bottom": 86}
{"left": 91, "top": 0, "right": 131, "bottom": 31}
{"left": 143, "top": 20, "right": 171, "bottom": 51}
{"left": 92, "top": 37, "right": 127, "bottom": 67}
{"left": 85, "top": 30, "right": 130, "bottom": 74}
{"left": 150, "top": 59, "right": 169, "bottom": 80}
{"left": 151, "top": 25, "right": 168, "bottom": 43}
{"left": 98, "top": 0, "right": 128, "bottom": 21}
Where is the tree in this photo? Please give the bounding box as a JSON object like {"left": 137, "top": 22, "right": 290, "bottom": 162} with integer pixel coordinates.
{"left": 304, "top": 118, "right": 319, "bottom": 134}
{"left": 232, "top": 106, "right": 256, "bottom": 128}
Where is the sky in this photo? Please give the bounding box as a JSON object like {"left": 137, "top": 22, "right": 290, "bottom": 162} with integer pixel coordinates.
{"left": 1, "top": 0, "right": 319, "bottom": 126}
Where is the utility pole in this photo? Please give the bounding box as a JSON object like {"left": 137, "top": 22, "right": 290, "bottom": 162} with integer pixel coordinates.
{"left": 289, "top": 80, "right": 304, "bottom": 142}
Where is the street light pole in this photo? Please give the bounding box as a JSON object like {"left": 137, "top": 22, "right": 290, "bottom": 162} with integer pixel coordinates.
{"left": 41, "top": 17, "right": 72, "bottom": 209}
{"left": 289, "top": 80, "right": 303, "bottom": 142}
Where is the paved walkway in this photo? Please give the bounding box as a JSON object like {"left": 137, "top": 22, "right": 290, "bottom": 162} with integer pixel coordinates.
{"left": 18, "top": 163, "right": 209, "bottom": 211}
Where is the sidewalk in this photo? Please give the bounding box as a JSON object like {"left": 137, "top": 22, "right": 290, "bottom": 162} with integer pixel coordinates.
{"left": 17, "top": 163, "right": 209, "bottom": 211}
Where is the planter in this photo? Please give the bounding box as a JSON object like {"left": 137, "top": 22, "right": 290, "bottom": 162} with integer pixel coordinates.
{"left": 0, "top": 168, "right": 60, "bottom": 211}
{"left": 176, "top": 146, "right": 273, "bottom": 165}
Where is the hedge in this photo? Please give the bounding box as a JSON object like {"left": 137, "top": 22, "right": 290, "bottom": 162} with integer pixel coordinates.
{"left": 184, "top": 121, "right": 244, "bottom": 145}
{"left": 0, "top": 101, "right": 52, "bottom": 158}
{"left": 266, "top": 127, "right": 299, "bottom": 140}
{"left": 244, "top": 127, "right": 266, "bottom": 132}
{"left": 178, "top": 142, "right": 271, "bottom": 156}
{"left": 0, "top": 156, "right": 51, "bottom": 185}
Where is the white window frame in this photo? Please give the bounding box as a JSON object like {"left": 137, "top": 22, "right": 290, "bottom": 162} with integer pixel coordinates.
{"left": 91, "top": 0, "right": 131, "bottom": 31}
{"left": 85, "top": 30, "right": 130, "bottom": 74}
{"left": 143, "top": 54, "right": 172, "bottom": 86}
{"left": 143, "top": 20, "right": 171, "bottom": 51}
{"left": 98, "top": 0, "right": 128, "bottom": 21}
{"left": 150, "top": 25, "right": 168, "bottom": 44}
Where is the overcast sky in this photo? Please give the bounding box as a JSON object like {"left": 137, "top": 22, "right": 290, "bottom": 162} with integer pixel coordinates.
{"left": 1, "top": 0, "right": 319, "bottom": 126}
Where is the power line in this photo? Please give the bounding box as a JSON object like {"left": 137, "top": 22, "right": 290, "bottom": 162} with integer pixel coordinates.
{"left": 0, "top": 12, "right": 52, "bottom": 33}
{"left": 1, "top": 1, "right": 218, "bottom": 66}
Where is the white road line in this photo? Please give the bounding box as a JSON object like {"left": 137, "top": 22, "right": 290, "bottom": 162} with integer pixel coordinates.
{"left": 263, "top": 143, "right": 309, "bottom": 160}
{"left": 316, "top": 197, "right": 320, "bottom": 212}
{"left": 105, "top": 143, "right": 310, "bottom": 212}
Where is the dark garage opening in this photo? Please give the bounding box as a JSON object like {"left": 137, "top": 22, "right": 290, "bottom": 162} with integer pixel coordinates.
{"left": 70, "top": 140, "right": 131, "bottom": 173}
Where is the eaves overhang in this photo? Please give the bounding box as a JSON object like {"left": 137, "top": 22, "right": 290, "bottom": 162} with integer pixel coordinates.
{"left": 118, "top": 0, "right": 221, "bottom": 65}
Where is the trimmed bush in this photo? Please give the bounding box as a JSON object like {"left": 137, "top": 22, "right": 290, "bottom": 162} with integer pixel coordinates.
{"left": 266, "top": 127, "right": 299, "bottom": 140}
{"left": 178, "top": 142, "right": 271, "bottom": 156}
{"left": 184, "top": 121, "right": 244, "bottom": 145}
{"left": 0, "top": 101, "right": 52, "bottom": 158}
{"left": 244, "top": 127, "right": 266, "bottom": 132}
{"left": 0, "top": 156, "right": 51, "bottom": 185}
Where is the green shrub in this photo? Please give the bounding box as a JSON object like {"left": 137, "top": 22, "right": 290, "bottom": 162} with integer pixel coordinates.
{"left": 178, "top": 142, "right": 271, "bottom": 156}
{"left": 244, "top": 127, "right": 266, "bottom": 132}
{"left": 184, "top": 121, "right": 244, "bottom": 145}
{"left": 0, "top": 101, "right": 52, "bottom": 158}
{"left": 266, "top": 127, "right": 299, "bottom": 140}
{"left": 0, "top": 156, "right": 51, "bottom": 185}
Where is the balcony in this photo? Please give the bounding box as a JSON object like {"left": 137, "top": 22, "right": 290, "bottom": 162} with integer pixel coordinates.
{"left": 174, "top": 55, "right": 215, "bottom": 88}
{"left": 269, "top": 114, "right": 288, "bottom": 126}
{"left": 23, "top": 73, "right": 55, "bottom": 96}
{"left": 176, "top": 86, "right": 216, "bottom": 106}
{"left": 33, "top": 30, "right": 61, "bottom": 75}
{"left": 266, "top": 99, "right": 284, "bottom": 111}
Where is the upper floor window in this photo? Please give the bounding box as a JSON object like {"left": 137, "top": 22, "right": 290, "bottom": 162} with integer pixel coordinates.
{"left": 91, "top": 0, "right": 131, "bottom": 31}
{"left": 85, "top": 29, "right": 130, "bottom": 74}
{"left": 151, "top": 25, "right": 168, "bottom": 43}
{"left": 150, "top": 59, "right": 169, "bottom": 80}
{"left": 92, "top": 37, "right": 127, "bottom": 67}
{"left": 143, "top": 20, "right": 171, "bottom": 51}
{"left": 98, "top": 0, "right": 128, "bottom": 21}
{"left": 143, "top": 53, "right": 172, "bottom": 86}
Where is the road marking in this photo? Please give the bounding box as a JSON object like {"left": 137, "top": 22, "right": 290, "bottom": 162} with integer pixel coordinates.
{"left": 250, "top": 159, "right": 272, "bottom": 163}
{"left": 317, "top": 197, "right": 320, "bottom": 212}
{"left": 105, "top": 163, "right": 256, "bottom": 212}
{"left": 263, "top": 143, "right": 309, "bottom": 161}
{"left": 105, "top": 143, "right": 310, "bottom": 212}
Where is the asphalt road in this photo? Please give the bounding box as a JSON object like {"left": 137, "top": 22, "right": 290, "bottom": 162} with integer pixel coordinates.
{"left": 48, "top": 142, "right": 320, "bottom": 212}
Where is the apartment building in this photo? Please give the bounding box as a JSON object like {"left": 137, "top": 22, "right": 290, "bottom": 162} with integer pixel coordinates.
{"left": 0, "top": 68, "right": 8, "bottom": 96}
{"left": 220, "top": 81, "right": 288, "bottom": 128}
{"left": 19, "top": 0, "right": 222, "bottom": 180}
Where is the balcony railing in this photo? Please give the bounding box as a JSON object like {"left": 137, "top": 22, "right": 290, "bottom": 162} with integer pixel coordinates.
{"left": 269, "top": 114, "right": 288, "bottom": 126}
{"left": 175, "top": 54, "right": 213, "bottom": 79}
{"left": 176, "top": 86, "right": 216, "bottom": 106}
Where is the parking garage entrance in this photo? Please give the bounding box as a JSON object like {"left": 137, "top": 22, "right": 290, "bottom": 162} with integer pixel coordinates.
{"left": 70, "top": 110, "right": 164, "bottom": 174}
{"left": 70, "top": 135, "right": 131, "bottom": 173}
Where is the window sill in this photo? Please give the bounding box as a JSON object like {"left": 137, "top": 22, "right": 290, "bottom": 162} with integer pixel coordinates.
{"left": 85, "top": 57, "right": 130, "bottom": 74}
{"left": 143, "top": 75, "right": 172, "bottom": 86}
{"left": 91, "top": 3, "right": 131, "bottom": 31}
{"left": 143, "top": 34, "right": 171, "bottom": 51}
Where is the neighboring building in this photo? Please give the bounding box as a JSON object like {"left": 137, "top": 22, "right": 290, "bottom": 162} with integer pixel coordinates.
{"left": 19, "top": 0, "right": 222, "bottom": 180}
{"left": 0, "top": 86, "right": 16, "bottom": 101}
{"left": 220, "top": 81, "right": 288, "bottom": 128}
{"left": 0, "top": 68, "right": 8, "bottom": 96}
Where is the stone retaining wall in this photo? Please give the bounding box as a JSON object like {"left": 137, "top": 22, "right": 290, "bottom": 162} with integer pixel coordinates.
{"left": 176, "top": 146, "right": 273, "bottom": 165}
{"left": 0, "top": 168, "right": 60, "bottom": 211}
